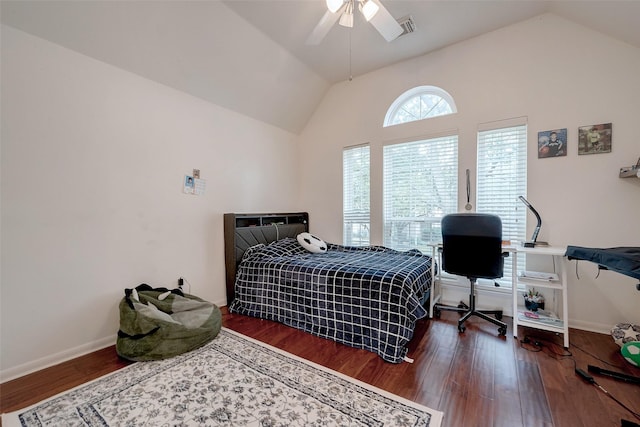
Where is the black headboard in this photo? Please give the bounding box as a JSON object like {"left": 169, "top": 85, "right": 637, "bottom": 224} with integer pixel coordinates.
{"left": 223, "top": 212, "right": 309, "bottom": 305}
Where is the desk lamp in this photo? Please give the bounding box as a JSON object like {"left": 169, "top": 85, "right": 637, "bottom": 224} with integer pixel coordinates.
{"left": 518, "top": 196, "right": 548, "bottom": 247}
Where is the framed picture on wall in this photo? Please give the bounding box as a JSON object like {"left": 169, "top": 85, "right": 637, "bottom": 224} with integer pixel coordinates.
{"left": 578, "top": 123, "right": 612, "bottom": 155}
{"left": 538, "top": 128, "right": 567, "bottom": 158}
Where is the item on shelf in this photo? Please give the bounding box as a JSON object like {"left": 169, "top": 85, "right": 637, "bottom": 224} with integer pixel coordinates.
{"left": 518, "top": 309, "right": 563, "bottom": 326}
{"left": 520, "top": 270, "right": 559, "bottom": 281}
{"left": 523, "top": 288, "right": 545, "bottom": 311}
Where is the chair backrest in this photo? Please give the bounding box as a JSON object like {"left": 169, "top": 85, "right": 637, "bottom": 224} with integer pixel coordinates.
{"left": 441, "top": 213, "right": 504, "bottom": 280}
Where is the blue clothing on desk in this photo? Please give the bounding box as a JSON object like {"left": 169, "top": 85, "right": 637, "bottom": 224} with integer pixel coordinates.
{"left": 565, "top": 246, "right": 640, "bottom": 280}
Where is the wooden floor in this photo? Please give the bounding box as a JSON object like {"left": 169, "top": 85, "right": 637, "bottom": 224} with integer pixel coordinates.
{"left": 2, "top": 308, "right": 639, "bottom": 427}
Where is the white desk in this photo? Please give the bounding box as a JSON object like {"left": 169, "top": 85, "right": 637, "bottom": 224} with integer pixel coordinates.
{"left": 509, "top": 245, "right": 569, "bottom": 348}
{"left": 429, "top": 244, "right": 569, "bottom": 348}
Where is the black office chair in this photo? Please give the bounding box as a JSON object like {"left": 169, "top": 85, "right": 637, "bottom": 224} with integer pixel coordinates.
{"left": 434, "top": 213, "right": 508, "bottom": 336}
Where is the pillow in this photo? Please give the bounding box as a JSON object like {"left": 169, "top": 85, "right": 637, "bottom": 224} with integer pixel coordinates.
{"left": 297, "top": 232, "right": 327, "bottom": 253}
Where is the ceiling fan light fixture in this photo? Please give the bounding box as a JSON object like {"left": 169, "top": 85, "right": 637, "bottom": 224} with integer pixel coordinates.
{"left": 338, "top": 0, "right": 354, "bottom": 27}
{"left": 339, "top": 11, "right": 354, "bottom": 28}
{"left": 360, "top": 0, "right": 379, "bottom": 21}
{"left": 326, "top": 0, "right": 343, "bottom": 14}
{"left": 308, "top": 0, "right": 402, "bottom": 45}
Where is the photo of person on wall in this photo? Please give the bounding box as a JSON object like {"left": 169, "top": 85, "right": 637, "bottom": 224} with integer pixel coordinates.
{"left": 538, "top": 128, "right": 567, "bottom": 158}
{"left": 578, "top": 123, "right": 612, "bottom": 155}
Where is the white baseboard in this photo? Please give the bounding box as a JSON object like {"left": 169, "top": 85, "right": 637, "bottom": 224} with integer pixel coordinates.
{"left": 567, "top": 319, "right": 611, "bottom": 335}
{"left": 1, "top": 302, "right": 229, "bottom": 383}
{"left": 0, "top": 335, "right": 117, "bottom": 383}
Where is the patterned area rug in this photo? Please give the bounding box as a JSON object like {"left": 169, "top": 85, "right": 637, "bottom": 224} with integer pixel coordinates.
{"left": 2, "top": 328, "right": 443, "bottom": 426}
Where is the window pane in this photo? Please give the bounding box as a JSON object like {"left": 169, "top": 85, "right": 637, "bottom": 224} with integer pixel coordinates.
{"left": 343, "top": 145, "right": 370, "bottom": 246}
{"left": 421, "top": 94, "right": 452, "bottom": 117}
{"left": 384, "top": 86, "right": 457, "bottom": 127}
{"left": 383, "top": 136, "right": 458, "bottom": 252}
{"left": 477, "top": 124, "right": 527, "bottom": 286}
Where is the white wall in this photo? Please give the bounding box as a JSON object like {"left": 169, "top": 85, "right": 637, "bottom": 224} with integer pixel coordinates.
{"left": 298, "top": 14, "right": 640, "bottom": 332}
{"left": 1, "top": 1, "right": 329, "bottom": 134}
{"left": 0, "top": 26, "right": 300, "bottom": 380}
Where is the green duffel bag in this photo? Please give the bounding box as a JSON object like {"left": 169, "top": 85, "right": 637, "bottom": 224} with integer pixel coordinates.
{"left": 116, "top": 284, "right": 221, "bottom": 361}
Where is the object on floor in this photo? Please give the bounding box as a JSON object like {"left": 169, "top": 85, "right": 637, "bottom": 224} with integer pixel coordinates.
{"left": 575, "top": 367, "right": 640, "bottom": 423}
{"left": 433, "top": 213, "right": 508, "bottom": 335}
{"left": 2, "top": 329, "right": 444, "bottom": 427}
{"left": 621, "top": 341, "right": 640, "bottom": 367}
{"left": 588, "top": 364, "right": 640, "bottom": 385}
{"left": 611, "top": 323, "right": 640, "bottom": 347}
{"left": 116, "top": 283, "right": 221, "bottom": 361}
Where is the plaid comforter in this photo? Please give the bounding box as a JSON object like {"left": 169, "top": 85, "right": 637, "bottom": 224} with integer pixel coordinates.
{"left": 229, "top": 238, "right": 433, "bottom": 363}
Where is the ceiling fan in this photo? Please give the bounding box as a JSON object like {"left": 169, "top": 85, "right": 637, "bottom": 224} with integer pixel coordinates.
{"left": 306, "top": 0, "right": 404, "bottom": 45}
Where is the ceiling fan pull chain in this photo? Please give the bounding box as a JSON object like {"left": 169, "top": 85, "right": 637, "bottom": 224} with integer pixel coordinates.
{"left": 349, "top": 29, "right": 353, "bottom": 81}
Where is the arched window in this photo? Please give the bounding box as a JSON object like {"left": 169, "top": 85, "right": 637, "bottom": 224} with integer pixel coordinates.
{"left": 384, "top": 86, "right": 457, "bottom": 127}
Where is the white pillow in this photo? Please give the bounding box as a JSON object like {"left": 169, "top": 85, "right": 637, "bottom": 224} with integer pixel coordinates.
{"left": 297, "top": 232, "right": 327, "bottom": 253}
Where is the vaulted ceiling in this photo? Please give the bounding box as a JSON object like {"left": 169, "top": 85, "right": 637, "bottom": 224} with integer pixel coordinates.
{"left": 2, "top": 1, "right": 639, "bottom": 134}
{"left": 224, "top": 0, "right": 640, "bottom": 83}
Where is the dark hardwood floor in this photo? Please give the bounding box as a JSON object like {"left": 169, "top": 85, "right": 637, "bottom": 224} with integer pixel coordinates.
{"left": 2, "top": 307, "right": 639, "bottom": 426}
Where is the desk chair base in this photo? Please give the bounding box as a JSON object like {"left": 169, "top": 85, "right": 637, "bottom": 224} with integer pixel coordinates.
{"left": 434, "top": 279, "right": 507, "bottom": 336}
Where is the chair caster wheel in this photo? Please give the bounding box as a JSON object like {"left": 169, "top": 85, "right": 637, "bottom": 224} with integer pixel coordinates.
{"left": 498, "top": 326, "right": 507, "bottom": 336}
{"left": 458, "top": 325, "right": 466, "bottom": 333}
{"left": 495, "top": 313, "right": 503, "bottom": 321}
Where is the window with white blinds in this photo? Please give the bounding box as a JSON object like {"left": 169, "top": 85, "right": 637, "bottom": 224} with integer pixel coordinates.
{"left": 343, "top": 144, "right": 370, "bottom": 246}
{"left": 383, "top": 135, "right": 458, "bottom": 252}
{"left": 477, "top": 124, "right": 527, "bottom": 286}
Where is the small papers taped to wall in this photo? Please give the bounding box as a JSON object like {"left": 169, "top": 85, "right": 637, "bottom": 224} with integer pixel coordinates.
{"left": 183, "top": 175, "right": 206, "bottom": 195}
{"left": 184, "top": 175, "right": 195, "bottom": 194}
{"left": 194, "top": 178, "right": 206, "bottom": 195}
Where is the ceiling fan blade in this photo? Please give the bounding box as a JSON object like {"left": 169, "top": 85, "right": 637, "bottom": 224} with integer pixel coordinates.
{"left": 306, "top": 9, "right": 342, "bottom": 45}
{"left": 368, "top": 0, "right": 403, "bottom": 42}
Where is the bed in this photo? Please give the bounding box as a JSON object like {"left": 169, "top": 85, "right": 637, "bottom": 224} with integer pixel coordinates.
{"left": 223, "top": 212, "right": 434, "bottom": 363}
